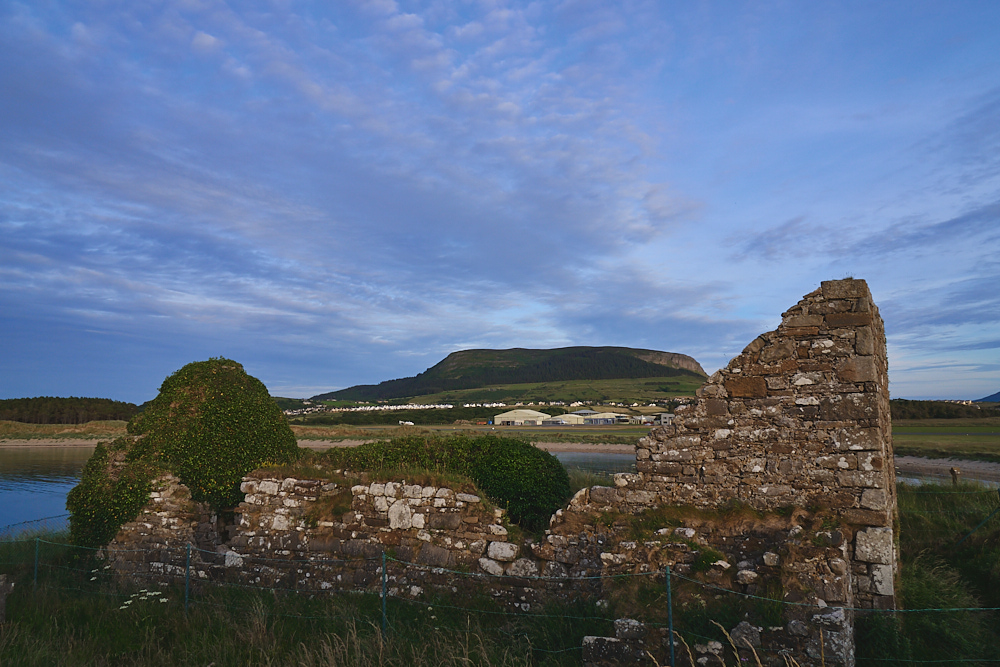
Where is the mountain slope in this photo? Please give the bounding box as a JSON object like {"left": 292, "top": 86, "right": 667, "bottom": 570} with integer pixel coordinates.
{"left": 976, "top": 390, "right": 1000, "bottom": 402}
{"left": 313, "top": 346, "right": 706, "bottom": 402}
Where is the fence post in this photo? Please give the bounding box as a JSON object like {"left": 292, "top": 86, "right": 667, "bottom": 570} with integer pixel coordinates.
{"left": 381, "top": 551, "right": 388, "bottom": 636}
{"left": 666, "top": 564, "right": 675, "bottom": 667}
{"left": 33, "top": 537, "right": 39, "bottom": 590}
{"left": 184, "top": 543, "right": 191, "bottom": 613}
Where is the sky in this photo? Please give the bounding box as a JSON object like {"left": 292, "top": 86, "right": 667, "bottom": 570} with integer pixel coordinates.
{"left": 2, "top": 1, "right": 999, "bottom": 403}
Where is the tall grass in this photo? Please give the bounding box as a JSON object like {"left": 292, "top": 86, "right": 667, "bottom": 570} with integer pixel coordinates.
{"left": 5, "top": 482, "right": 1000, "bottom": 665}
{"left": 0, "top": 531, "right": 611, "bottom": 666}
{"left": 857, "top": 482, "right": 1000, "bottom": 665}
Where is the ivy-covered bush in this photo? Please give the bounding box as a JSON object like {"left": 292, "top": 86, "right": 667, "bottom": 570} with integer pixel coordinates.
{"left": 322, "top": 434, "right": 571, "bottom": 531}
{"left": 66, "top": 438, "right": 158, "bottom": 548}
{"left": 67, "top": 358, "right": 299, "bottom": 547}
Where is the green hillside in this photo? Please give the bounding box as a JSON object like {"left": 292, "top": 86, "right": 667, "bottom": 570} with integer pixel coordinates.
{"left": 312, "top": 346, "right": 706, "bottom": 402}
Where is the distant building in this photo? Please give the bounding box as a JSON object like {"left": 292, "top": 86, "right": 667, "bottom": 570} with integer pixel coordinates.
{"left": 494, "top": 409, "right": 551, "bottom": 426}
{"left": 541, "top": 413, "right": 586, "bottom": 426}
{"left": 571, "top": 409, "right": 599, "bottom": 415}
{"left": 583, "top": 412, "right": 626, "bottom": 425}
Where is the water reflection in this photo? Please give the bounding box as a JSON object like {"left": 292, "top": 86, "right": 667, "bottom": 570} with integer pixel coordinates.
{"left": 553, "top": 451, "right": 636, "bottom": 475}
{"left": 0, "top": 447, "right": 94, "bottom": 529}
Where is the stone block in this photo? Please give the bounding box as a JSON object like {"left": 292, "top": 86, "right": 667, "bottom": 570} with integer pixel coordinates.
{"left": 614, "top": 618, "right": 645, "bottom": 640}
{"left": 626, "top": 490, "right": 657, "bottom": 504}
{"left": 855, "top": 527, "right": 893, "bottom": 564}
{"left": 743, "top": 336, "right": 767, "bottom": 355}
{"left": 730, "top": 621, "right": 761, "bottom": 648}
{"left": 820, "top": 394, "right": 877, "bottom": 421}
{"left": 488, "top": 541, "right": 519, "bottom": 562}
{"left": 842, "top": 508, "right": 887, "bottom": 526}
{"left": 826, "top": 312, "right": 872, "bottom": 327}
{"left": 478, "top": 557, "right": 504, "bottom": 576}
{"left": 509, "top": 558, "right": 539, "bottom": 577}
{"left": 836, "top": 356, "right": 877, "bottom": 383}
{"left": 871, "top": 564, "right": 894, "bottom": 595}
{"left": 415, "top": 543, "right": 451, "bottom": 568}
{"left": 856, "top": 327, "right": 875, "bottom": 355}
{"left": 258, "top": 481, "right": 279, "bottom": 495}
{"left": 783, "top": 326, "right": 820, "bottom": 336}
{"left": 388, "top": 501, "right": 413, "bottom": 530}
{"left": 861, "top": 489, "right": 887, "bottom": 510}
{"left": 589, "top": 486, "right": 620, "bottom": 505}
{"left": 837, "top": 471, "right": 883, "bottom": 488}
{"left": 821, "top": 278, "right": 869, "bottom": 299}
{"left": 705, "top": 398, "right": 729, "bottom": 415}
{"left": 784, "top": 314, "right": 824, "bottom": 327}
{"left": 457, "top": 493, "right": 481, "bottom": 503}
{"left": 725, "top": 377, "right": 768, "bottom": 398}
{"left": 832, "top": 427, "right": 883, "bottom": 451}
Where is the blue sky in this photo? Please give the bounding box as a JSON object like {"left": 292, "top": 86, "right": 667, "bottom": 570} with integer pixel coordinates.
{"left": 2, "top": 1, "right": 998, "bottom": 402}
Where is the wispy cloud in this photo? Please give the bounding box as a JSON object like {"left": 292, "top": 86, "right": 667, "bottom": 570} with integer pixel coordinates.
{"left": 1, "top": 1, "right": 999, "bottom": 401}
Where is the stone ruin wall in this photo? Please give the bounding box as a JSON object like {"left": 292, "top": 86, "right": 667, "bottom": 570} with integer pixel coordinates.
{"left": 106, "top": 278, "right": 895, "bottom": 667}
{"left": 624, "top": 278, "right": 897, "bottom": 611}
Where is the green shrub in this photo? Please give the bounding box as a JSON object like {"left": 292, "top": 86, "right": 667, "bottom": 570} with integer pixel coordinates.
{"left": 322, "top": 434, "right": 570, "bottom": 531}
{"left": 66, "top": 439, "right": 157, "bottom": 548}
{"left": 67, "top": 358, "right": 299, "bottom": 547}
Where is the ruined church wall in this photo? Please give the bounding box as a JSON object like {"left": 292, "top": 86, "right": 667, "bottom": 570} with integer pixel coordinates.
{"left": 104, "top": 278, "right": 895, "bottom": 665}
{"left": 605, "top": 278, "right": 896, "bottom": 611}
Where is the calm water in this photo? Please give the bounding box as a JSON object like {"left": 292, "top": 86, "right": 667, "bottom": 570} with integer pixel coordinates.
{"left": 0, "top": 447, "right": 94, "bottom": 531}
{"left": 553, "top": 451, "right": 636, "bottom": 475}
{"left": 0, "top": 447, "right": 636, "bottom": 533}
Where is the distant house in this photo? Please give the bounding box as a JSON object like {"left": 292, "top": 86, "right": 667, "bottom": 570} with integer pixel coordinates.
{"left": 494, "top": 409, "right": 551, "bottom": 426}
{"left": 541, "top": 413, "right": 586, "bottom": 426}
{"left": 629, "top": 415, "right": 657, "bottom": 425}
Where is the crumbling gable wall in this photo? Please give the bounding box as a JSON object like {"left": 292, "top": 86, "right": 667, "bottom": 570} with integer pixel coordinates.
{"left": 616, "top": 278, "right": 896, "bottom": 609}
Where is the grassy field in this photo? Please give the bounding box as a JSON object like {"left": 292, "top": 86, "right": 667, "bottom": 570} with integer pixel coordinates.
{"left": 0, "top": 420, "right": 128, "bottom": 441}
{"left": 386, "top": 375, "right": 705, "bottom": 406}
{"left": 892, "top": 417, "right": 1000, "bottom": 463}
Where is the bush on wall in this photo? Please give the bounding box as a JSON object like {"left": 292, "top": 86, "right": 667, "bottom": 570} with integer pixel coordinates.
{"left": 322, "top": 434, "right": 571, "bottom": 531}
{"left": 67, "top": 358, "right": 299, "bottom": 547}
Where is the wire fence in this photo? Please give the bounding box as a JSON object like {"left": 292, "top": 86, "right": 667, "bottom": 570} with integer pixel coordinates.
{"left": 2, "top": 484, "right": 1000, "bottom": 665}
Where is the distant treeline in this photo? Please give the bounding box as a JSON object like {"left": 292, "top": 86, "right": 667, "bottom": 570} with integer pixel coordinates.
{"left": 0, "top": 397, "right": 139, "bottom": 424}
{"left": 890, "top": 399, "right": 999, "bottom": 420}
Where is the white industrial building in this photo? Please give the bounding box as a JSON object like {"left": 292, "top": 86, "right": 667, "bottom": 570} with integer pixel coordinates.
{"left": 540, "top": 413, "right": 586, "bottom": 426}
{"left": 583, "top": 412, "right": 627, "bottom": 425}
{"left": 494, "top": 409, "right": 551, "bottom": 426}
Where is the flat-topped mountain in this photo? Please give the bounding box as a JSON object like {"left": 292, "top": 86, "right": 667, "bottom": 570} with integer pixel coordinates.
{"left": 312, "top": 346, "right": 706, "bottom": 402}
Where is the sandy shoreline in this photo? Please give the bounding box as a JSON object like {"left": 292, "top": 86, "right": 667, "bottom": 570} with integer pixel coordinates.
{"left": 895, "top": 455, "right": 1000, "bottom": 482}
